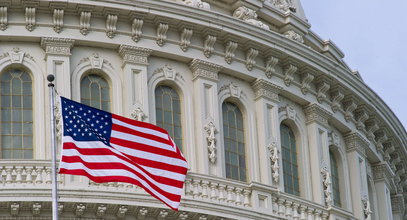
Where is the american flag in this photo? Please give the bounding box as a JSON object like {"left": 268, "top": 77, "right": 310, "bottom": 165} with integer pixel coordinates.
{"left": 58, "top": 97, "right": 188, "bottom": 210}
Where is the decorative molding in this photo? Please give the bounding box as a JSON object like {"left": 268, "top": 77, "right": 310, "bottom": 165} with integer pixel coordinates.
{"left": 75, "top": 203, "right": 86, "bottom": 217}
{"left": 6, "top": 47, "right": 25, "bottom": 64}
{"left": 131, "top": 106, "right": 147, "bottom": 122}
{"left": 342, "top": 96, "right": 358, "bottom": 122}
{"left": 362, "top": 197, "right": 372, "bottom": 220}
{"left": 55, "top": 98, "right": 63, "bottom": 141}
{"left": 330, "top": 86, "right": 345, "bottom": 113}
{"left": 158, "top": 210, "right": 168, "bottom": 220}
{"left": 316, "top": 77, "right": 331, "bottom": 104}
{"left": 283, "top": 63, "right": 297, "bottom": 86}
{"left": 354, "top": 105, "right": 369, "bottom": 132}
{"left": 267, "top": 138, "right": 279, "bottom": 183}
{"left": 180, "top": 28, "right": 193, "bottom": 52}
{"left": 246, "top": 48, "right": 259, "bottom": 71}
{"left": 219, "top": 82, "right": 242, "bottom": 98}
{"left": 79, "top": 11, "right": 91, "bottom": 35}
{"left": 279, "top": 104, "right": 297, "bottom": 121}
{"left": 365, "top": 118, "right": 379, "bottom": 141}
{"left": 10, "top": 202, "right": 19, "bottom": 216}
{"left": 0, "top": 6, "right": 7, "bottom": 31}
{"left": 53, "top": 9, "right": 64, "bottom": 33}
{"left": 300, "top": 71, "right": 314, "bottom": 95}
{"left": 41, "top": 37, "right": 75, "bottom": 55}
{"left": 233, "top": 6, "right": 270, "bottom": 30}
{"left": 383, "top": 142, "right": 395, "bottom": 161}
{"left": 96, "top": 204, "right": 107, "bottom": 217}
{"left": 328, "top": 131, "right": 341, "bottom": 147}
{"left": 251, "top": 78, "right": 282, "bottom": 102}
{"left": 374, "top": 130, "right": 388, "bottom": 154}
{"left": 203, "top": 34, "right": 216, "bottom": 58}
{"left": 265, "top": 56, "right": 278, "bottom": 78}
{"left": 25, "top": 7, "right": 36, "bottom": 31}
{"left": 344, "top": 132, "right": 369, "bottom": 156}
{"left": 224, "top": 41, "right": 238, "bottom": 64}
{"left": 183, "top": 0, "right": 210, "bottom": 9}
{"left": 391, "top": 195, "right": 405, "bottom": 213}
{"left": 321, "top": 167, "right": 333, "bottom": 208}
{"left": 132, "top": 18, "right": 143, "bottom": 42}
{"left": 79, "top": 53, "right": 113, "bottom": 70}
{"left": 189, "top": 59, "right": 222, "bottom": 81}
{"left": 156, "top": 23, "right": 169, "bottom": 46}
{"left": 269, "top": 0, "right": 297, "bottom": 13}
{"left": 153, "top": 64, "right": 184, "bottom": 82}
{"left": 32, "top": 202, "right": 41, "bottom": 216}
{"left": 283, "top": 30, "right": 304, "bottom": 43}
{"left": 106, "top": 14, "right": 118, "bottom": 38}
{"left": 204, "top": 121, "right": 217, "bottom": 163}
{"left": 304, "top": 103, "right": 332, "bottom": 126}
{"left": 118, "top": 45, "right": 152, "bottom": 66}
{"left": 137, "top": 207, "right": 148, "bottom": 219}
{"left": 177, "top": 211, "right": 189, "bottom": 220}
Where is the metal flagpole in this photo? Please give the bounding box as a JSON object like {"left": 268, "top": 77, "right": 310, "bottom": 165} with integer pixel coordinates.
{"left": 47, "top": 74, "right": 59, "bottom": 220}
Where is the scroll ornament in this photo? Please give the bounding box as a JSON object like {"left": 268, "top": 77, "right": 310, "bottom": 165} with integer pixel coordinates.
{"left": 321, "top": 167, "right": 333, "bottom": 207}
{"left": 204, "top": 121, "right": 217, "bottom": 163}
{"left": 267, "top": 140, "right": 279, "bottom": 183}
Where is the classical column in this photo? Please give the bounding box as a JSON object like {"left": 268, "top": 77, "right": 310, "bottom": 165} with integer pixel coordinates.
{"left": 344, "top": 132, "right": 369, "bottom": 219}
{"left": 189, "top": 59, "right": 222, "bottom": 175}
{"left": 304, "top": 103, "right": 332, "bottom": 205}
{"left": 41, "top": 37, "right": 74, "bottom": 97}
{"left": 118, "top": 45, "right": 152, "bottom": 121}
{"left": 372, "top": 162, "right": 395, "bottom": 220}
{"left": 251, "top": 79, "right": 282, "bottom": 185}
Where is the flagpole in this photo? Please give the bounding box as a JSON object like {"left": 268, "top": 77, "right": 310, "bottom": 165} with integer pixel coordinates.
{"left": 47, "top": 74, "right": 59, "bottom": 220}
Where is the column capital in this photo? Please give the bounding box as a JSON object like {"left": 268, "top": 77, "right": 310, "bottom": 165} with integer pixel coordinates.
{"left": 189, "top": 59, "right": 222, "bottom": 81}
{"left": 372, "top": 162, "right": 395, "bottom": 185}
{"left": 303, "top": 103, "right": 332, "bottom": 127}
{"left": 251, "top": 78, "right": 282, "bottom": 102}
{"left": 40, "top": 37, "right": 74, "bottom": 55}
{"left": 118, "top": 45, "right": 152, "bottom": 66}
{"left": 344, "top": 132, "right": 369, "bottom": 156}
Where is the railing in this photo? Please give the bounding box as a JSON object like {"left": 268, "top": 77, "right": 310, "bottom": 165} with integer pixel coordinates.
{"left": 0, "top": 161, "right": 349, "bottom": 219}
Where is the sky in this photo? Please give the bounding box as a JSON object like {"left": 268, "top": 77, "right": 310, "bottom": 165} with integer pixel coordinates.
{"left": 301, "top": 1, "right": 407, "bottom": 131}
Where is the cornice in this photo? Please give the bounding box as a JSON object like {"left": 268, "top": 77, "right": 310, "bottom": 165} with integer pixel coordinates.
{"left": 40, "top": 37, "right": 74, "bottom": 56}
{"left": 251, "top": 78, "right": 282, "bottom": 102}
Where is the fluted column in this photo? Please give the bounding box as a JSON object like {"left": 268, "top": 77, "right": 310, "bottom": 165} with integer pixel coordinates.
{"left": 372, "top": 162, "right": 395, "bottom": 220}
{"left": 118, "top": 45, "right": 152, "bottom": 121}
{"left": 251, "top": 79, "right": 282, "bottom": 185}
{"left": 189, "top": 59, "right": 222, "bottom": 175}
{"left": 344, "top": 132, "right": 369, "bottom": 219}
{"left": 304, "top": 103, "right": 332, "bottom": 205}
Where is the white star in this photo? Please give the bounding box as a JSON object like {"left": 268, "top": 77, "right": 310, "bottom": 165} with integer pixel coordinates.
{"left": 73, "top": 133, "right": 77, "bottom": 136}
{"left": 96, "top": 120, "right": 99, "bottom": 123}
{"left": 91, "top": 123, "right": 94, "bottom": 126}
{"left": 69, "top": 120, "right": 73, "bottom": 123}
{"left": 79, "top": 108, "right": 82, "bottom": 111}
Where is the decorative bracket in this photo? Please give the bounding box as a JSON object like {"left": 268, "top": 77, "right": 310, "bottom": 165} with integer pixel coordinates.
{"left": 300, "top": 71, "right": 314, "bottom": 95}
{"left": 283, "top": 63, "right": 297, "bottom": 86}
{"left": 106, "top": 14, "right": 118, "bottom": 38}
{"left": 224, "top": 41, "right": 238, "bottom": 64}
{"left": 343, "top": 96, "right": 358, "bottom": 122}
{"left": 265, "top": 56, "right": 278, "bottom": 78}
{"left": 96, "top": 204, "right": 107, "bottom": 217}
{"left": 0, "top": 7, "right": 7, "bottom": 31}
{"left": 330, "top": 86, "right": 345, "bottom": 113}
{"left": 79, "top": 11, "right": 91, "bottom": 35}
{"left": 156, "top": 23, "right": 169, "bottom": 46}
{"left": 132, "top": 18, "right": 143, "bottom": 42}
{"left": 203, "top": 34, "right": 216, "bottom": 58}
{"left": 116, "top": 205, "right": 128, "bottom": 218}
{"left": 180, "top": 28, "right": 193, "bottom": 52}
{"left": 53, "top": 9, "right": 64, "bottom": 33}
{"left": 246, "top": 48, "right": 259, "bottom": 71}
{"left": 316, "top": 77, "right": 331, "bottom": 103}
{"left": 25, "top": 7, "right": 36, "bottom": 31}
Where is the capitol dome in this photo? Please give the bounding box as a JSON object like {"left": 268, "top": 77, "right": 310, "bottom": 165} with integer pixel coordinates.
{"left": 0, "top": 0, "right": 405, "bottom": 219}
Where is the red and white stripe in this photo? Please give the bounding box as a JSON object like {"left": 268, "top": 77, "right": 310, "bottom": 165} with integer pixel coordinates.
{"left": 59, "top": 114, "right": 188, "bottom": 210}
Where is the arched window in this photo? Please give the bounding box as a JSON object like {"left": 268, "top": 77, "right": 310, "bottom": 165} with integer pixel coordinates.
{"left": 155, "top": 85, "right": 183, "bottom": 150}
{"left": 80, "top": 74, "right": 110, "bottom": 111}
{"left": 280, "top": 124, "right": 300, "bottom": 196}
{"left": 330, "top": 151, "right": 341, "bottom": 206}
{"left": 0, "top": 68, "right": 33, "bottom": 159}
{"left": 222, "top": 102, "right": 246, "bottom": 181}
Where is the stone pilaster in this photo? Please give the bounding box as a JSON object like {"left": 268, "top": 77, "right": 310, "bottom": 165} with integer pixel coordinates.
{"left": 303, "top": 103, "right": 332, "bottom": 205}
{"left": 252, "top": 79, "right": 282, "bottom": 185}
{"left": 344, "top": 132, "right": 370, "bottom": 219}
{"left": 372, "top": 162, "right": 396, "bottom": 220}
{"left": 118, "top": 45, "right": 152, "bottom": 120}
{"left": 189, "top": 59, "right": 222, "bottom": 175}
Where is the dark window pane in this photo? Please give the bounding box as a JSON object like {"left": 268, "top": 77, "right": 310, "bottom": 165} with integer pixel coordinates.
{"left": 281, "top": 124, "right": 300, "bottom": 196}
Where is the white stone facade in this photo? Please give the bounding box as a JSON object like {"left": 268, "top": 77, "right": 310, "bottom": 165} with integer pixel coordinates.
{"left": 0, "top": 0, "right": 405, "bottom": 219}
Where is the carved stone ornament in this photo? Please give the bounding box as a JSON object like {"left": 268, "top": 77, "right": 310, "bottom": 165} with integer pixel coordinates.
{"left": 41, "top": 37, "right": 75, "bottom": 55}
{"left": 251, "top": 78, "right": 282, "bottom": 102}
{"left": 80, "top": 11, "right": 91, "bottom": 35}
{"left": 283, "top": 30, "right": 304, "bottom": 44}
{"left": 55, "top": 98, "right": 63, "bottom": 141}
{"left": 355, "top": 108, "right": 369, "bottom": 132}
{"left": 328, "top": 131, "right": 340, "bottom": 147}
{"left": 180, "top": 28, "right": 193, "bottom": 52}
{"left": 344, "top": 132, "right": 369, "bottom": 156}
{"left": 283, "top": 63, "right": 297, "bottom": 86}
{"left": 53, "top": 9, "right": 64, "bottom": 33}
{"left": 219, "top": 82, "right": 242, "bottom": 98}
{"left": 267, "top": 138, "right": 279, "bottom": 183}
{"left": 321, "top": 166, "right": 333, "bottom": 208}
{"left": 178, "top": 211, "right": 189, "bottom": 220}
{"left": 153, "top": 64, "right": 185, "bottom": 82}
{"left": 10, "top": 202, "right": 19, "bottom": 216}
{"left": 106, "top": 14, "right": 118, "bottom": 38}
{"left": 89, "top": 53, "right": 104, "bottom": 69}
{"left": 116, "top": 205, "right": 128, "bottom": 218}
{"left": 362, "top": 197, "right": 372, "bottom": 220}
{"left": 203, "top": 35, "right": 216, "bottom": 58}
{"left": 304, "top": 103, "right": 332, "bottom": 126}
{"left": 58, "top": 203, "right": 64, "bottom": 215}
{"left": 246, "top": 48, "right": 259, "bottom": 71}
{"left": 279, "top": 104, "right": 296, "bottom": 121}
{"left": 269, "top": 0, "right": 297, "bottom": 13}
{"left": 132, "top": 18, "right": 143, "bottom": 42}
{"left": 233, "top": 6, "right": 270, "bottom": 30}
{"left": 96, "top": 204, "right": 107, "bottom": 217}
{"left": 158, "top": 209, "right": 168, "bottom": 220}
{"left": 183, "top": 0, "right": 210, "bottom": 9}
{"left": 118, "top": 45, "right": 152, "bottom": 66}
{"left": 189, "top": 59, "right": 222, "bottom": 81}
{"left": 300, "top": 72, "right": 314, "bottom": 95}
{"left": 265, "top": 56, "right": 279, "bottom": 78}
{"left": 0, "top": 6, "right": 7, "bottom": 31}
{"left": 225, "top": 41, "right": 238, "bottom": 64}
{"left": 330, "top": 86, "right": 345, "bottom": 113}
{"left": 75, "top": 203, "right": 86, "bottom": 217}
{"left": 137, "top": 207, "right": 148, "bottom": 219}
{"left": 156, "top": 23, "right": 169, "bottom": 47}
{"left": 375, "top": 131, "right": 387, "bottom": 153}
{"left": 204, "top": 121, "right": 217, "bottom": 163}
{"left": 131, "top": 106, "right": 147, "bottom": 122}
{"left": 316, "top": 77, "right": 331, "bottom": 104}
{"left": 25, "top": 7, "right": 36, "bottom": 31}
{"left": 365, "top": 119, "right": 379, "bottom": 141}
{"left": 32, "top": 202, "right": 42, "bottom": 216}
